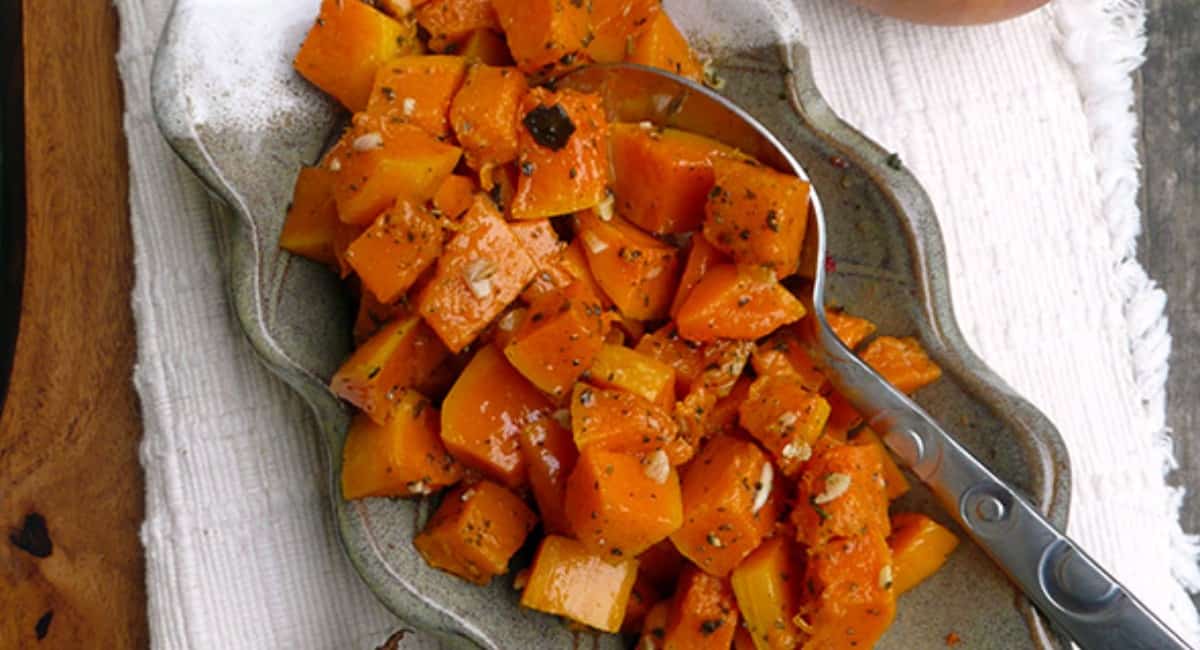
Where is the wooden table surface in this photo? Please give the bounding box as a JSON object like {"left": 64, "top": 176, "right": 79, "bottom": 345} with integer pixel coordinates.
{"left": 0, "top": 2, "right": 1195, "bottom": 647}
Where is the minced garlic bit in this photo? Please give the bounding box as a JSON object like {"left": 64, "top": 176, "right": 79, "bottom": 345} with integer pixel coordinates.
{"left": 401, "top": 97, "right": 417, "bottom": 116}
{"left": 353, "top": 132, "right": 384, "bottom": 151}
{"left": 513, "top": 568, "right": 530, "bottom": 590}
{"left": 327, "top": 157, "right": 342, "bottom": 172}
{"left": 459, "top": 488, "right": 476, "bottom": 502}
{"left": 706, "top": 532, "right": 724, "bottom": 548}
{"left": 781, "top": 440, "right": 812, "bottom": 462}
{"left": 407, "top": 479, "right": 432, "bottom": 495}
{"left": 638, "top": 120, "right": 655, "bottom": 130}
{"left": 462, "top": 258, "right": 498, "bottom": 299}
{"left": 879, "top": 564, "right": 894, "bottom": 590}
{"left": 596, "top": 191, "right": 615, "bottom": 222}
{"left": 813, "top": 472, "right": 852, "bottom": 505}
{"left": 752, "top": 462, "right": 773, "bottom": 514}
{"left": 581, "top": 230, "right": 609, "bottom": 254}
{"left": 775, "top": 411, "right": 799, "bottom": 431}
{"left": 643, "top": 449, "right": 670, "bottom": 485}
{"left": 792, "top": 613, "right": 814, "bottom": 635}
{"left": 498, "top": 309, "right": 522, "bottom": 332}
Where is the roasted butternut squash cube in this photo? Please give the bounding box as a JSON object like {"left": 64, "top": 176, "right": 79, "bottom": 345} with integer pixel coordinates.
{"left": 675, "top": 264, "right": 806, "bottom": 343}
{"left": 280, "top": 166, "right": 339, "bottom": 265}
{"left": 800, "top": 534, "right": 896, "bottom": 650}
{"left": 670, "top": 436, "right": 776, "bottom": 577}
{"left": 431, "top": 174, "right": 477, "bottom": 221}
{"left": 703, "top": 158, "right": 811, "bottom": 277}
{"left": 571, "top": 384, "right": 678, "bottom": 456}
{"left": 577, "top": 210, "right": 682, "bottom": 321}
{"left": 510, "top": 219, "right": 568, "bottom": 302}
{"left": 860, "top": 335, "right": 943, "bottom": 394}
{"left": 416, "top": 196, "right": 538, "bottom": 352}
{"left": 512, "top": 88, "right": 611, "bottom": 219}
{"left": 491, "top": 0, "right": 590, "bottom": 76}
{"left": 331, "top": 119, "right": 462, "bottom": 225}
{"left": 365, "top": 55, "right": 468, "bottom": 138}
{"left": 346, "top": 201, "right": 443, "bottom": 303}
{"left": 791, "top": 444, "right": 890, "bottom": 547}
{"left": 738, "top": 374, "right": 831, "bottom": 478}
{"left": 854, "top": 428, "right": 910, "bottom": 500}
{"left": 518, "top": 419, "right": 578, "bottom": 536}
{"left": 670, "top": 235, "right": 728, "bottom": 316}
{"left": 331, "top": 314, "right": 450, "bottom": 423}
{"left": 730, "top": 536, "right": 804, "bottom": 650}
{"left": 450, "top": 65, "right": 527, "bottom": 170}
{"left": 564, "top": 448, "right": 683, "bottom": 557}
{"left": 585, "top": 0, "right": 662, "bottom": 63}
{"left": 823, "top": 390, "right": 864, "bottom": 441}
{"left": 441, "top": 345, "right": 552, "bottom": 486}
{"left": 694, "top": 339, "right": 755, "bottom": 398}
{"left": 638, "top": 600, "right": 670, "bottom": 649}
{"left": 458, "top": 29, "right": 513, "bottom": 65}
{"left": 628, "top": 12, "right": 702, "bottom": 82}
{"left": 413, "top": 480, "right": 537, "bottom": 584}
{"left": 521, "top": 535, "right": 639, "bottom": 633}
{"left": 635, "top": 326, "right": 706, "bottom": 394}
{"left": 888, "top": 512, "right": 959, "bottom": 595}
{"left": 341, "top": 391, "right": 462, "bottom": 500}
{"left": 751, "top": 329, "right": 828, "bottom": 393}
{"left": 587, "top": 344, "right": 676, "bottom": 408}
{"left": 662, "top": 567, "right": 739, "bottom": 649}
{"left": 705, "top": 375, "right": 753, "bottom": 436}
{"left": 353, "top": 289, "right": 408, "bottom": 344}
{"left": 294, "top": 0, "right": 421, "bottom": 111}
{"left": 332, "top": 220, "right": 367, "bottom": 278}
{"left": 825, "top": 308, "right": 877, "bottom": 350}
{"left": 415, "top": 0, "right": 499, "bottom": 52}
{"left": 505, "top": 282, "right": 606, "bottom": 398}
{"left": 611, "top": 123, "right": 740, "bottom": 234}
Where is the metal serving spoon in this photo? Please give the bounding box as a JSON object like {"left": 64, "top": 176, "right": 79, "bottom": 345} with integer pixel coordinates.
{"left": 560, "top": 63, "right": 1190, "bottom": 650}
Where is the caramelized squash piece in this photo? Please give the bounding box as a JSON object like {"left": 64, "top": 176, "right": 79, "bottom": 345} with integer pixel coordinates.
{"left": 365, "top": 55, "right": 468, "bottom": 138}
{"left": 564, "top": 448, "right": 683, "bottom": 557}
{"left": 638, "top": 600, "right": 671, "bottom": 650}
{"left": 571, "top": 384, "right": 678, "bottom": 456}
{"left": 415, "top": 0, "right": 499, "bottom": 52}
{"left": 280, "top": 166, "right": 339, "bottom": 265}
{"left": 730, "top": 536, "right": 804, "bottom": 650}
{"left": 518, "top": 419, "right": 578, "bottom": 536}
{"left": 635, "top": 326, "right": 706, "bottom": 394}
{"left": 637, "top": 539, "right": 688, "bottom": 592}
{"left": 622, "top": 576, "right": 661, "bottom": 634}
{"left": 521, "top": 535, "right": 639, "bottom": 633}
{"left": 825, "top": 308, "right": 877, "bottom": 350}
{"left": 413, "top": 480, "right": 537, "bottom": 584}
{"left": 491, "top": 0, "right": 590, "bottom": 76}
{"left": 738, "top": 374, "right": 831, "bottom": 478}
{"left": 346, "top": 200, "right": 443, "bottom": 303}
{"left": 703, "top": 158, "right": 810, "bottom": 277}
{"left": 458, "top": 29, "right": 513, "bottom": 65}
{"left": 888, "top": 513, "right": 959, "bottom": 595}
{"left": 662, "top": 567, "right": 739, "bottom": 649}
{"left": 860, "top": 335, "right": 943, "bottom": 394}
{"left": 512, "top": 88, "right": 611, "bottom": 219}
{"left": 853, "top": 428, "right": 910, "bottom": 500}
{"left": 587, "top": 343, "right": 676, "bottom": 408}
{"left": 586, "top": 0, "right": 662, "bottom": 63}
{"left": 577, "top": 210, "right": 682, "bottom": 321}
{"left": 505, "top": 282, "right": 606, "bottom": 398}
{"left": 670, "top": 235, "right": 728, "bottom": 317}
{"left": 628, "top": 11, "right": 702, "bottom": 82}
{"left": 450, "top": 65, "right": 528, "bottom": 170}
{"left": 431, "top": 174, "right": 477, "bottom": 221}
{"left": 751, "top": 328, "right": 828, "bottom": 393}
{"left": 352, "top": 289, "right": 408, "bottom": 344}
{"left": 330, "top": 314, "right": 449, "bottom": 423}
{"left": 675, "top": 264, "right": 806, "bottom": 343}
{"left": 791, "top": 444, "right": 890, "bottom": 547}
{"left": 800, "top": 534, "right": 896, "bottom": 650}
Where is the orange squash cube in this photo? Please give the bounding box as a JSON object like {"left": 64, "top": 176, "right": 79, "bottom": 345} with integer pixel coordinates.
{"left": 823, "top": 390, "right": 865, "bottom": 441}
{"left": 431, "top": 174, "right": 477, "bottom": 221}
{"left": 521, "top": 535, "right": 639, "bottom": 633}
{"left": 693, "top": 339, "right": 755, "bottom": 398}
{"left": 504, "top": 282, "right": 606, "bottom": 398}
{"left": 346, "top": 201, "right": 443, "bottom": 304}
{"left": 353, "top": 290, "right": 408, "bottom": 344}
{"left": 800, "top": 534, "right": 896, "bottom": 650}
{"left": 518, "top": 419, "right": 578, "bottom": 536}
{"left": 564, "top": 448, "right": 683, "bottom": 557}
{"left": 570, "top": 384, "right": 678, "bottom": 456}
{"left": 441, "top": 345, "right": 553, "bottom": 486}
{"left": 791, "top": 444, "right": 890, "bottom": 547}
{"left": 365, "top": 55, "right": 468, "bottom": 138}
{"left": 413, "top": 480, "right": 537, "bottom": 585}
{"left": 585, "top": 0, "right": 662, "bottom": 63}
{"left": 330, "top": 314, "right": 450, "bottom": 423}
{"left": 675, "top": 264, "right": 806, "bottom": 343}
{"left": 730, "top": 536, "right": 805, "bottom": 650}
{"left": 670, "top": 235, "right": 728, "bottom": 316}
{"left": 738, "top": 374, "right": 832, "bottom": 478}
{"left": 888, "top": 513, "right": 959, "bottom": 595}
{"left": 450, "top": 65, "right": 528, "bottom": 169}
{"left": 416, "top": 196, "right": 538, "bottom": 352}
{"left": 703, "top": 158, "right": 811, "bottom": 278}
{"left": 491, "top": 0, "right": 590, "bottom": 76}
{"left": 671, "top": 436, "right": 776, "bottom": 577}
{"left": 332, "top": 220, "right": 366, "bottom": 279}
{"left": 628, "top": 12, "right": 702, "bottom": 82}
{"left": 294, "top": 0, "right": 421, "bottom": 111}
{"left": 705, "top": 375, "right": 754, "bottom": 437}
{"left": 512, "top": 89, "right": 611, "bottom": 219}
{"left": 415, "top": 0, "right": 499, "bottom": 52}
{"left": 635, "top": 326, "right": 706, "bottom": 394}
{"left": 751, "top": 329, "right": 828, "bottom": 393}
{"left": 587, "top": 343, "right": 676, "bottom": 408}
{"left": 280, "top": 166, "right": 339, "bottom": 265}
{"left": 577, "top": 210, "right": 682, "bottom": 321}
{"left": 662, "top": 567, "right": 739, "bottom": 649}
{"left": 854, "top": 428, "right": 910, "bottom": 500}
{"left": 825, "top": 308, "right": 877, "bottom": 350}
{"left": 458, "top": 29, "right": 513, "bottom": 65}
{"left": 341, "top": 390, "right": 463, "bottom": 499}
{"left": 859, "top": 335, "right": 943, "bottom": 394}
{"left": 638, "top": 600, "right": 670, "bottom": 649}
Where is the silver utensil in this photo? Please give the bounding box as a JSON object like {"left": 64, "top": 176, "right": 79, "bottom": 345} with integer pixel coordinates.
{"left": 561, "top": 63, "right": 1191, "bottom": 650}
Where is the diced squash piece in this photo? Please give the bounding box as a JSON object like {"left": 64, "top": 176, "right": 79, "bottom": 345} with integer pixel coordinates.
{"left": 672, "top": 387, "right": 716, "bottom": 463}
{"left": 706, "top": 375, "right": 753, "bottom": 436}
{"left": 638, "top": 600, "right": 670, "bottom": 650}
{"left": 638, "top": 539, "right": 688, "bottom": 592}
{"left": 662, "top": 567, "right": 739, "bottom": 649}
{"left": 730, "top": 537, "right": 804, "bottom": 650}
{"left": 353, "top": 290, "right": 408, "bottom": 344}
{"left": 860, "top": 335, "right": 943, "bottom": 394}
{"left": 823, "top": 390, "right": 864, "bottom": 441}
{"left": 888, "top": 513, "right": 960, "bottom": 595}
{"left": 791, "top": 444, "right": 890, "bottom": 547}
{"left": 675, "top": 264, "right": 806, "bottom": 343}
{"left": 458, "top": 29, "right": 513, "bottom": 65}
{"left": 751, "top": 329, "right": 828, "bottom": 393}
{"left": 416, "top": 196, "right": 537, "bottom": 352}
{"left": 510, "top": 219, "right": 567, "bottom": 302}
{"left": 341, "top": 390, "right": 463, "bottom": 499}
{"left": 800, "top": 534, "right": 896, "bottom": 650}
{"left": 294, "top": 0, "right": 421, "bottom": 111}
{"left": 628, "top": 12, "right": 702, "bottom": 82}
{"left": 622, "top": 576, "right": 660, "bottom": 634}
{"left": 703, "top": 158, "right": 811, "bottom": 277}
{"left": 280, "top": 166, "right": 339, "bottom": 265}
{"left": 441, "top": 345, "right": 553, "bottom": 486}
{"left": 825, "top": 308, "right": 876, "bottom": 351}
{"left": 366, "top": 55, "right": 468, "bottom": 138}
{"left": 738, "top": 374, "right": 831, "bottom": 478}
{"left": 670, "top": 235, "right": 728, "bottom": 316}
{"left": 332, "top": 220, "right": 367, "bottom": 278}
{"left": 512, "top": 88, "right": 610, "bottom": 219}
{"left": 577, "top": 210, "right": 682, "bottom": 321}
{"left": 346, "top": 201, "right": 443, "bottom": 303}
{"left": 413, "top": 480, "right": 537, "bottom": 584}
{"left": 611, "top": 123, "right": 740, "bottom": 234}
{"left": 332, "top": 119, "right": 462, "bottom": 225}
{"left": 504, "top": 282, "right": 606, "bottom": 398}
{"left": 518, "top": 419, "right": 578, "bottom": 536}
{"left": 671, "top": 436, "right": 776, "bottom": 576}
{"left": 432, "top": 174, "right": 477, "bottom": 220}
{"left": 854, "top": 429, "right": 910, "bottom": 500}
{"left": 694, "top": 339, "right": 755, "bottom": 398}
{"left": 571, "top": 384, "right": 678, "bottom": 456}
{"left": 636, "top": 326, "right": 705, "bottom": 394}
{"left": 331, "top": 314, "right": 449, "bottom": 422}
{"left": 586, "top": 0, "right": 661, "bottom": 63}
{"left": 487, "top": 305, "right": 527, "bottom": 350}
{"left": 521, "top": 535, "right": 639, "bottom": 633}
{"left": 415, "top": 0, "right": 499, "bottom": 51}
{"left": 587, "top": 344, "right": 676, "bottom": 408}
{"left": 450, "top": 65, "right": 528, "bottom": 169}
{"left": 565, "top": 448, "right": 683, "bottom": 557}
{"left": 491, "top": 0, "right": 590, "bottom": 76}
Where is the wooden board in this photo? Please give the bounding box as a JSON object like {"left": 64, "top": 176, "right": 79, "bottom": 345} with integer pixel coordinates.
{"left": 0, "top": 2, "right": 147, "bottom": 647}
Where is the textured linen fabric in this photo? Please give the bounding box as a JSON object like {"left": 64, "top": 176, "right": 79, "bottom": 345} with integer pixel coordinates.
{"left": 115, "top": 0, "right": 1200, "bottom": 647}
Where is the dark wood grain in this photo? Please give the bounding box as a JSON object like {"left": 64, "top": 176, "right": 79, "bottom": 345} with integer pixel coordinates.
{"left": 0, "top": 2, "right": 147, "bottom": 648}
{"left": 1137, "top": 0, "right": 1200, "bottom": 606}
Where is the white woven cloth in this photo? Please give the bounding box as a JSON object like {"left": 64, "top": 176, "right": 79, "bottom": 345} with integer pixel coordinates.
{"left": 116, "top": 0, "right": 1200, "bottom": 647}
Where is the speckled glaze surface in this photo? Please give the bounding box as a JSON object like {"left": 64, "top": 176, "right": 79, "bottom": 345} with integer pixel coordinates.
{"left": 151, "top": 0, "right": 1071, "bottom": 647}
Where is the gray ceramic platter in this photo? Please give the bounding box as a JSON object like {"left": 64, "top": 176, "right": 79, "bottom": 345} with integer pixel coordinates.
{"left": 152, "top": 0, "right": 1071, "bottom": 647}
